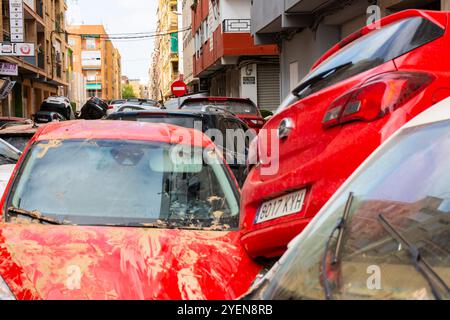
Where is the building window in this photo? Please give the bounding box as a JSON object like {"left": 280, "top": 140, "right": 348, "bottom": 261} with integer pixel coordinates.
{"left": 85, "top": 38, "right": 96, "bottom": 50}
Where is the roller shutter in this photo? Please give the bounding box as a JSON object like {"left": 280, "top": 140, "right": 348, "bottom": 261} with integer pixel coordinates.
{"left": 257, "top": 64, "right": 280, "bottom": 112}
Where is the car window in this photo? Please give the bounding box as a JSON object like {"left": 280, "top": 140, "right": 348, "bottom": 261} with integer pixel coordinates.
{"left": 40, "top": 102, "right": 70, "bottom": 119}
{"left": 291, "top": 16, "right": 444, "bottom": 101}
{"left": 1, "top": 136, "right": 33, "bottom": 152}
{"left": 254, "top": 120, "right": 450, "bottom": 300}
{"left": 8, "top": 139, "right": 239, "bottom": 231}
{"left": 223, "top": 119, "right": 252, "bottom": 162}
{"left": 181, "top": 100, "right": 259, "bottom": 115}
{"left": 137, "top": 117, "right": 197, "bottom": 129}
{"left": 0, "top": 139, "right": 20, "bottom": 165}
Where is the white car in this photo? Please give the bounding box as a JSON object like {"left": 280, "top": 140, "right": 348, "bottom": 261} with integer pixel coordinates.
{"left": 110, "top": 103, "right": 160, "bottom": 115}
{"left": 0, "top": 138, "right": 21, "bottom": 197}
{"left": 107, "top": 99, "right": 160, "bottom": 116}
{"left": 0, "top": 164, "right": 15, "bottom": 197}
{"left": 106, "top": 99, "right": 126, "bottom": 116}
{"left": 247, "top": 97, "right": 450, "bottom": 300}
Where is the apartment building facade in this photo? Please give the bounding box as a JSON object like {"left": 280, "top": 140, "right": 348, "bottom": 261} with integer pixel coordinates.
{"left": 182, "top": 0, "right": 198, "bottom": 92}
{"left": 66, "top": 45, "right": 86, "bottom": 111}
{"left": 67, "top": 24, "right": 122, "bottom": 101}
{"left": 0, "top": 0, "right": 70, "bottom": 118}
{"left": 128, "top": 79, "right": 141, "bottom": 99}
{"left": 192, "top": 0, "right": 280, "bottom": 111}
{"left": 251, "top": 0, "right": 446, "bottom": 103}
{"left": 149, "top": 0, "right": 180, "bottom": 101}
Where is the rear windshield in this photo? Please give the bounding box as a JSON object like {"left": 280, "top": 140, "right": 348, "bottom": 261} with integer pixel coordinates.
{"left": 294, "top": 16, "right": 444, "bottom": 100}
{"left": 138, "top": 117, "right": 196, "bottom": 128}
{"left": 181, "top": 100, "right": 259, "bottom": 115}
{"left": 111, "top": 100, "right": 125, "bottom": 105}
{"left": 40, "top": 102, "right": 67, "bottom": 114}
{"left": 118, "top": 105, "right": 158, "bottom": 112}
{"left": 0, "top": 135, "right": 33, "bottom": 151}
{"left": 109, "top": 114, "right": 197, "bottom": 129}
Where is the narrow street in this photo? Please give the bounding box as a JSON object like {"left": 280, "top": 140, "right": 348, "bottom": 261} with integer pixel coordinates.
{"left": 0, "top": 0, "right": 449, "bottom": 305}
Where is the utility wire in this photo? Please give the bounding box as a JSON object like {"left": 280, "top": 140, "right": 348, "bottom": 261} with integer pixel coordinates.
{"left": 66, "top": 27, "right": 191, "bottom": 40}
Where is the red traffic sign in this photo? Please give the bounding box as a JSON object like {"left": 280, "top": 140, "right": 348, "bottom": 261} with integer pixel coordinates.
{"left": 171, "top": 80, "right": 188, "bottom": 97}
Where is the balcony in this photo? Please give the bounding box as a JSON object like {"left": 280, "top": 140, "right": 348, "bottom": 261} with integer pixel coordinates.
{"left": 170, "top": 33, "right": 178, "bottom": 54}
{"left": 194, "top": 20, "right": 278, "bottom": 78}
{"left": 223, "top": 19, "right": 251, "bottom": 33}
{"left": 251, "top": 0, "right": 336, "bottom": 45}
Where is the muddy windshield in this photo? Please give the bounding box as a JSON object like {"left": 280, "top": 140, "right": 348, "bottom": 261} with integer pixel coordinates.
{"left": 8, "top": 139, "right": 239, "bottom": 230}
{"left": 252, "top": 120, "right": 450, "bottom": 300}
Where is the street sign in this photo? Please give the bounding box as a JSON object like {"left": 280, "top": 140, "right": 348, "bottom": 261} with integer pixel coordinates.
{"left": 0, "top": 62, "right": 18, "bottom": 76}
{"left": 0, "top": 42, "right": 35, "bottom": 56}
{"left": 9, "top": 0, "right": 24, "bottom": 43}
{"left": 0, "top": 79, "right": 16, "bottom": 100}
{"left": 171, "top": 80, "right": 188, "bottom": 97}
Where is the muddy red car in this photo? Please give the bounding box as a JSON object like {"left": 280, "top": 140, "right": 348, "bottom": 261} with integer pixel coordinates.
{"left": 241, "top": 10, "right": 450, "bottom": 259}
{"left": 0, "top": 120, "right": 261, "bottom": 300}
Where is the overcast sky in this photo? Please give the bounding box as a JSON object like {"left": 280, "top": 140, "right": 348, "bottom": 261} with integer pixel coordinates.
{"left": 66, "top": 0, "right": 158, "bottom": 83}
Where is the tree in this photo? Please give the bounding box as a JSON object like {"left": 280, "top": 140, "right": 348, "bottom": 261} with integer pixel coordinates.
{"left": 122, "top": 84, "right": 136, "bottom": 99}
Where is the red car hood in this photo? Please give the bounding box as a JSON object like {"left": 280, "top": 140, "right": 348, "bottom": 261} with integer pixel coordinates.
{"left": 0, "top": 223, "right": 261, "bottom": 300}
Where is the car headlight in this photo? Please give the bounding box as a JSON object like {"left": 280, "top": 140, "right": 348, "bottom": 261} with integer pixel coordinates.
{"left": 0, "top": 275, "right": 15, "bottom": 300}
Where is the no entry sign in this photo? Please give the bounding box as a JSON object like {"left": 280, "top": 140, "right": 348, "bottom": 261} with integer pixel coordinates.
{"left": 171, "top": 80, "right": 187, "bottom": 97}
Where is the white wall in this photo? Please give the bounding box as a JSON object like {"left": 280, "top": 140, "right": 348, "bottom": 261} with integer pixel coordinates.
{"left": 220, "top": 0, "right": 251, "bottom": 20}
{"left": 239, "top": 64, "right": 258, "bottom": 105}
{"left": 182, "top": 0, "right": 195, "bottom": 84}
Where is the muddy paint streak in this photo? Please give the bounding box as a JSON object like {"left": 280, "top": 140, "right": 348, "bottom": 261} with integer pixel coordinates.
{"left": 0, "top": 223, "right": 261, "bottom": 300}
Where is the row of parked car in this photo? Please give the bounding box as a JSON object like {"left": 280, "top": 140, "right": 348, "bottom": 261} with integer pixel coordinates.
{"left": 0, "top": 9, "right": 449, "bottom": 300}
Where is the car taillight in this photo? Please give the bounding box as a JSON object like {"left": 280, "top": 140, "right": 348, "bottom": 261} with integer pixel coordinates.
{"left": 322, "top": 72, "right": 435, "bottom": 129}
{"left": 107, "top": 105, "right": 114, "bottom": 110}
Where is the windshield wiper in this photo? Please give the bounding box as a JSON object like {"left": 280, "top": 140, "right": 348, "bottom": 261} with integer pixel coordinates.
{"left": 378, "top": 214, "right": 450, "bottom": 300}
{"left": 294, "top": 62, "right": 353, "bottom": 98}
{"left": 321, "top": 192, "right": 354, "bottom": 300}
{"left": 8, "top": 207, "right": 65, "bottom": 225}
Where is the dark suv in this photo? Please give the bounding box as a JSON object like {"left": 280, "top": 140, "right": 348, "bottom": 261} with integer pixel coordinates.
{"left": 107, "top": 107, "right": 256, "bottom": 186}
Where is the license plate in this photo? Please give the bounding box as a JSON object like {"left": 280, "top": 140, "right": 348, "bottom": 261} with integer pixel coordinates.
{"left": 255, "top": 190, "right": 307, "bottom": 224}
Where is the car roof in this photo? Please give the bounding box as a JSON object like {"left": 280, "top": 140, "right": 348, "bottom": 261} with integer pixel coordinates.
{"left": 34, "top": 120, "right": 215, "bottom": 148}
{"left": 0, "top": 123, "right": 40, "bottom": 135}
{"left": 182, "top": 97, "right": 253, "bottom": 104}
{"left": 112, "top": 110, "right": 203, "bottom": 118}
{"left": 110, "top": 109, "right": 245, "bottom": 121}
{"left": 0, "top": 117, "right": 27, "bottom": 121}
